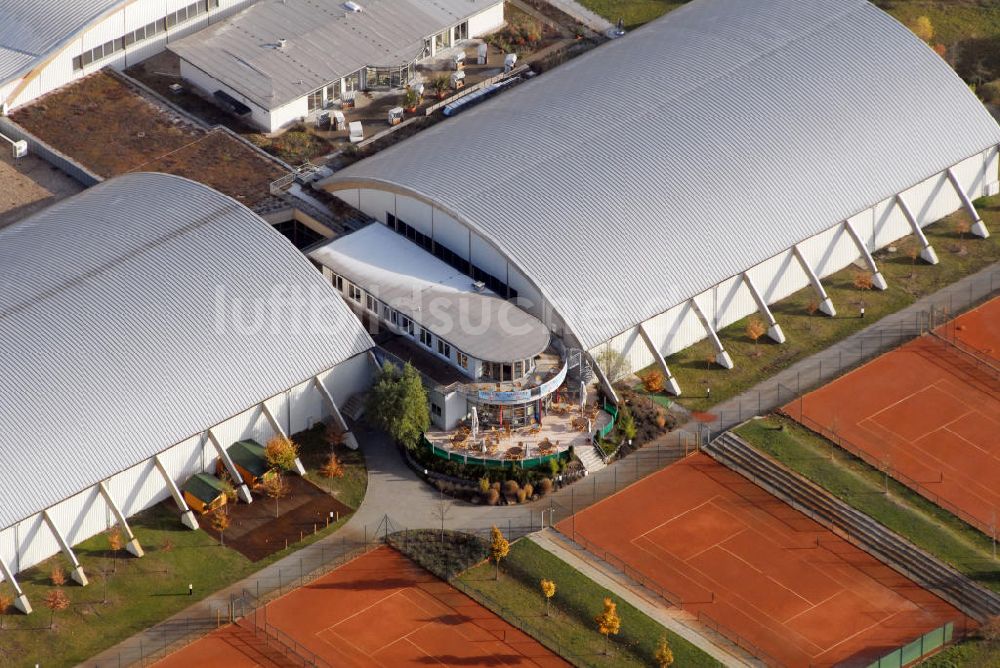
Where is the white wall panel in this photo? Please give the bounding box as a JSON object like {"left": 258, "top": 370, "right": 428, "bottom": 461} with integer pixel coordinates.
{"left": 396, "top": 195, "right": 433, "bottom": 237}
{"left": 714, "top": 275, "right": 755, "bottom": 331}
{"left": 267, "top": 96, "right": 307, "bottom": 133}
{"left": 49, "top": 486, "right": 108, "bottom": 548}
{"left": 746, "top": 250, "right": 803, "bottom": 304}
{"left": 431, "top": 209, "right": 470, "bottom": 260}
{"left": 468, "top": 3, "right": 505, "bottom": 36}
{"left": 0, "top": 526, "right": 18, "bottom": 578}
{"left": 180, "top": 58, "right": 273, "bottom": 131}
{"left": 335, "top": 189, "right": 361, "bottom": 210}
{"left": 13, "top": 515, "right": 58, "bottom": 575}
{"left": 470, "top": 231, "right": 507, "bottom": 281}
{"left": 359, "top": 189, "right": 393, "bottom": 224}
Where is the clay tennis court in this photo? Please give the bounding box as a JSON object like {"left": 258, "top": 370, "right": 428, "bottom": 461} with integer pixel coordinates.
{"left": 156, "top": 546, "right": 567, "bottom": 667}
{"left": 557, "top": 454, "right": 965, "bottom": 667}
{"left": 784, "top": 296, "right": 1000, "bottom": 531}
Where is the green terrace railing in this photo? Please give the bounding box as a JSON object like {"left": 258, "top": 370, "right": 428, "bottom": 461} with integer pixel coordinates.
{"left": 595, "top": 400, "right": 619, "bottom": 440}
{"left": 866, "top": 621, "right": 955, "bottom": 668}
{"left": 422, "top": 435, "right": 563, "bottom": 470}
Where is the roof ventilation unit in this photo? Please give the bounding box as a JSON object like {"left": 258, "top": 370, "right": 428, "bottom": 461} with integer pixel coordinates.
{"left": 472, "top": 280, "right": 486, "bottom": 292}
{"left": 344, "top": 1, "right": 363, "bottom": 12}
{"left": 278, "top": 38, "right": 287, "bottom": 49}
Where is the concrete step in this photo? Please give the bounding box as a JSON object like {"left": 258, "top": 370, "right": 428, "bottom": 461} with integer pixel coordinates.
{"left": 577, "top": 444, "right": 606, "bottom": 473}
{"left": 340, "top": 393, "right": 367, "bottom": 422}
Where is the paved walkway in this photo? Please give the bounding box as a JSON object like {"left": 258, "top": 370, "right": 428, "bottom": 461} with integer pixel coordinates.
{"left": 87, "top": 262, "right": 999, "bottom": 667}
{"left": 529, "top": 529, "right": 756, "bottom": 667}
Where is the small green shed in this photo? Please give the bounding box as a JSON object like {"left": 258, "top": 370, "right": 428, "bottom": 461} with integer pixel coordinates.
{"left": 182, "top": 473, "right": 228, "bottom": 515}
{"left": 220, "top": 439, "right": 276, "bottom": 487}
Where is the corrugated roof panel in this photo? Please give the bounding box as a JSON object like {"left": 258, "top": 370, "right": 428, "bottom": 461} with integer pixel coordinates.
{"left": 169, "top": 0, "right": 500, "bottom": 109}
{"left": 0, "top": 0, "right": 123, "bottom": 85}
{"left": 0, "top": 173, "right": 373, "bottom": 530}
{"left": 322, "top": 0, "right": 1000, "bottom": 349}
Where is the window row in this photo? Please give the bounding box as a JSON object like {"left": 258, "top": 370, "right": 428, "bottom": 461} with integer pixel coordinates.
{"left": 385, "top": 214, "right": 517, "bottom": 300}
{"left": 330, "top": 270, "right": 469, "bottom": 371}
{"left": 73, "top": 0, "right": 219, "bottom": 71}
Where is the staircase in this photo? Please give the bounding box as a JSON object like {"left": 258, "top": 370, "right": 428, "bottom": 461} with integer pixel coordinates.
{"left": 705, "top": 432, "right": 1000, "bottom": 622}
{"left": 577, "top": 443, "right": 607, "bottom": 473}
{"left": 340, "top": 393, "right": 367, "bottom": 422}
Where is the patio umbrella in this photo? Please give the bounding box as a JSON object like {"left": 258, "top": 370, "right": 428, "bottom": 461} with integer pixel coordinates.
{"left": 471, "top": 407, "right": 479, "bottom": 440}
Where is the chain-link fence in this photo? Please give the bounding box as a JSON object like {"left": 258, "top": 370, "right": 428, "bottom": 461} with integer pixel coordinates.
{"left": 694, "top": 269, "right": 1000, "bottom": 443}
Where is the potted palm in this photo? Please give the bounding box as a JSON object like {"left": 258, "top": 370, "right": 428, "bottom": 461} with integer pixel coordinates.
{"left": 404, "top": 87, "right": 420, "bottom": 113}
{"left": 433, "top": 74, "right": 450, "bottom": 100}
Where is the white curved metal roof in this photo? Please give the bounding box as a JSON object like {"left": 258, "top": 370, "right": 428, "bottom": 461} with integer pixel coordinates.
{"left": 0, "top": 173, "right": 373, "bottom": 530}
{"left": 0, "top": 0, "right": 124, "bottom": 85}
{"left": 323, "top": 0, "right": 1000, "bottom": 349}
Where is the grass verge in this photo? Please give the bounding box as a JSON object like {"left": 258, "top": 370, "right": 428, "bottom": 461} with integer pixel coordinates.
{"left": 733, "top": 416, "right": 1000, "bottom": 594}
{"left": 297, "top": 422, "right": 368, "bottom": 509}
{"left": 388, "top": 529, "right": 488, "bottom": 580}
{"left": 574, "top": 0, "right": 684, "bottom": 30}
{"left": 0, "top": 425, "right": 367, "bottom": 667}
{"left": 657, "top": 206, "right": 1000, "bottom": 413}
{"left": 455, "top": 538, "right": 721, "bottom": 667}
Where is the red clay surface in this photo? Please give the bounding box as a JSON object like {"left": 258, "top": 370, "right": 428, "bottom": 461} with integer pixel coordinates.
{"left": 556, "top": 454, "right": 966, "bottom": 668}
{"left": 784, "top": 297, "right": 1000, "bottom": 531}
{"left": 156, "top": 546, "right": 568, "bottom": 667}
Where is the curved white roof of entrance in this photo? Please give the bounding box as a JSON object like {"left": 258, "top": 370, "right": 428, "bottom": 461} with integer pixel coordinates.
{"left": 310, "top": 223, "right": 550, "bottom": 363}
{"left": 320, "top": 0, "right": 1000, "bottom": 349}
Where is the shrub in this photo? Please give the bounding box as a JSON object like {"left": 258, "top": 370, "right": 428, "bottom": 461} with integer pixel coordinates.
{"left": 516, "top": 489, "right": 527, "bottom": 503}
{"left": 491, "top": 481, "right": 501, "bottom": 492}
{"left": 522, "top": 482, "right": 534, "bottom": 499}
{"left": 478, "top": 476, "right": 491, "bottom": 494}
{"left": 265, "top": 436, "right": 299, "bottom": 471}
{"left": 538, "top": 478, "right": 553, "bottom": 495}
{"left": 320, "top": 453, "right": 345, "bottom": 478}
{"left": 979, "top": 79, "right": 1000, "bottom": 105}
{"left": 486, "top": 488, "right": 500, "bottom": 505}
{"left": 655, "top": 411, "right": 667, "bottom": 429}
{"left": 547, "top": 458, "right": 559, "bottom": 477}
{"left": 502, "top": 480, "right": 519, "bottom": 500}
{"left": 51, "top": 567, "right": 66, "bottom": 587}
{"left": 806, "top": 299, "right": 819, "bottom": 316}
{"left": 642, "top": 370, "right": 664, "bottom": 393}
{"left": 853, "top": 271, "right": 873, "bottom": 290}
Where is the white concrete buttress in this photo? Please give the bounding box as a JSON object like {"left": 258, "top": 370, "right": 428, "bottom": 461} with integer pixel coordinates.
{"left": 842, "top": 220, "right": 888, "bottom": 290}
{"left": 895, "top": 195, "right": 939, "bottom": 265}
{"left": 0, "top": 556, "right": 31, "bottom": 613}
{"left": 207, "top": 429, "right": 254, "bottom": 503}
{"left": 791, "top": 246, "right": 835, "bottom": 316}
{"left": 97, "top": 482, "right": 144, "bottom": 557}
{"left": 260, "top": 402, "right": 306, "bottom": 475}
{"left": 586, "top": 351, "right": 621, "bottom": 406}
{"left": 312, "top": 376, "right": 359, "bottom": 450}
{"left": 741, "top": 273, "right": 785, "bottom": 343}
{"left": 636, "top": 322, "right": 681, "bottom": 395}
{"left": 688, "top": 299, "right": 733, "bottom": 369}
{"left": 946, "top": 168, "right": 990, "bottom": 238}
{"left": 41, "top": 510, "right": 87, "bottom": 586}
{"left": 153, "top": 455, "right": 199, "bottom": 530}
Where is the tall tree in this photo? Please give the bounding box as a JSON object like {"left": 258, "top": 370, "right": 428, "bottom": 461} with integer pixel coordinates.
{"left": 746, "top": 317, "right": 766, "bottom": 354}
{"left": 540, "top": 579, "right": 556, "bottom": 617}
{"left": 108, "top": 526, "right": 123, "bottom": 573}
{"left": 594, "top": 597, "right": 621, "bottom": 655}
{"left": 265, "top": 436, "right": 299, "bottom": 472}
{"left": 261, "top": 474, "right": 289, "bottom": 518}
{"left": 43, "top": 590, "right": 70, "bottom": 629}
{"left": 909, "top": 15, "right": 934, "bottom": 43}
{"left": 365, "top": 362, "right": 429, "bottom": 449}
{"left": 211, "top": 511, "right": 230, "bottom": 546}
{"left": 0, "top": 592, "right": 11, "bottom": 629}
{"left": 489, "top": 526, "right": 510, "bottom": 580}
{"left": 655, "top": 634, "right": 675, "bottom": 667}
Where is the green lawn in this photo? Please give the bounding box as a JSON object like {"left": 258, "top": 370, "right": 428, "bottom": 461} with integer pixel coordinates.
{"left": 0, "top": 504, "right": 354, "bottom": 667}
{"left": 654, "top": 205, "right": 1000, "bottom": 413}
{"left": 733, "top": 416, "right": 1000, "bottom": 594}
{"left": 0, "top": 425, "right": 367, "bottom": 667}
{"left": 574, "top": 0, "right": 684, "bottom": 30}
{"left": 297, "top": 422, "right": 368, "bottom": 509}
{"left": 455, "top": 538, "right": 721, "bottom": 667}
